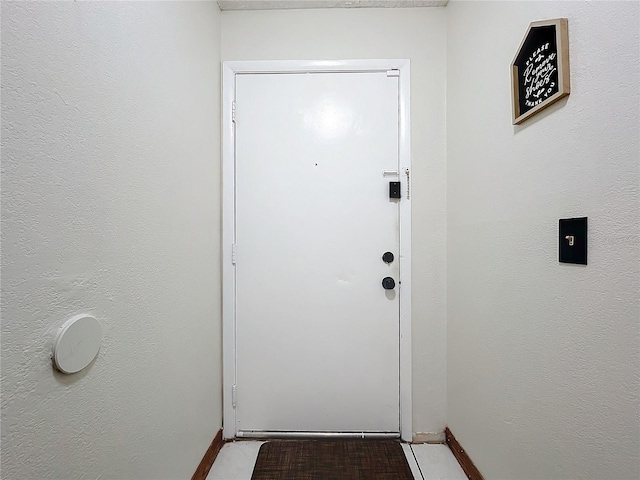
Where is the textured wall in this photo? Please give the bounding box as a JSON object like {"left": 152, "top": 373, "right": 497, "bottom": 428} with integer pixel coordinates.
{"left": 446, "top": 1, "right": 639, "bottom": 479}
{"left": 1, "top": 2, "right": 222, "bottom": 479}
{"left": 221, "top": 7, "right": 448, "bottom": 437}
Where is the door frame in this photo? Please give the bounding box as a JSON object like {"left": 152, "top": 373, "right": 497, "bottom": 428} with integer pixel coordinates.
{"left": 222, "top": 59, "right": 412, "bottom": 441}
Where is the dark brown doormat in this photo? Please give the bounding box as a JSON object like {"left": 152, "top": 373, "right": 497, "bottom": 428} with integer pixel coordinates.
{"left": 251, "top": 440, "right": 414, "bottom": 480}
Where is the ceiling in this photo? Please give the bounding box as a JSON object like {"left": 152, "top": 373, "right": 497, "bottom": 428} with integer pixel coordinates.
{"left": 217, "top": 1, "right": 448, "bottom": 10}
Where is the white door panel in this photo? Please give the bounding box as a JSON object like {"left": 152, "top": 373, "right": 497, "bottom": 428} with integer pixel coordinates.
{"left": 235, "top": 71, "right": 400, "bottom": 433}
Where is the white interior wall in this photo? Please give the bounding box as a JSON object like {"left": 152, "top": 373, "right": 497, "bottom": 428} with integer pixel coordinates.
{"left": 0, "top": 2, "right": 223, "bottom": 479}
{"left": 2, "top": 2, "right": 638, "bottom": 478}
{"left": 446, "top": 2, "right": 639, "bottom": 479}
{"left": 221, "top": 7, "right": 448, "bottom": 437}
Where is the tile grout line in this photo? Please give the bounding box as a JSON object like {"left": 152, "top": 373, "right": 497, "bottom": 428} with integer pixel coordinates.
{"left": 409, "top": 444, "right": 426, "bottom": 480}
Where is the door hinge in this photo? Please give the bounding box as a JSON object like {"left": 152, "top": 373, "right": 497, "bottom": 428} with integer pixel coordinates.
{"left": 232, "top": 101, "right": 237, "bottom": 123}
{"left": 386, "top": 69, "right": 400, "bottom": 77}
{"left": 232, "top": 384, "right": 237, "bottom": 408}
{"left": 231, "top": 244, "right": 237, "bottom": 265}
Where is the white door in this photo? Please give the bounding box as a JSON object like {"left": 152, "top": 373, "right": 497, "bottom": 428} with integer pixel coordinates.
{"left": 234, "top": 70, "right": 402, "bottom": 436}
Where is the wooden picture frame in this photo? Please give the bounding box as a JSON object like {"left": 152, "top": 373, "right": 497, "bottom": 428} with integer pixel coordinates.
{"left": 511, "top": 18, "right": 570, "bottom": 125}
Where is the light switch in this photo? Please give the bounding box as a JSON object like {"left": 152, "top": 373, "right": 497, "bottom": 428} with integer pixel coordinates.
{"left": 559, "top": 217, "right": 587, "bottom": 265}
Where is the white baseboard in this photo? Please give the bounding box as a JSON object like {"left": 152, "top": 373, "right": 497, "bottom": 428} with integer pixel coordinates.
{"left": 412, "top": 431, "right": 446, "bottom": 444}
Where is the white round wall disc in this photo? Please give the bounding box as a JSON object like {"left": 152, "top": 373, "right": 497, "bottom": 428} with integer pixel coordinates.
{"left": 53, "top": 314, "right": 102, "bottom": 374}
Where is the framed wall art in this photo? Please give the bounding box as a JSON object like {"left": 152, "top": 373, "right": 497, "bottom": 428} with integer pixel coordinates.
{"left": 512, "top": 18, "right": 570, "bottom": 125}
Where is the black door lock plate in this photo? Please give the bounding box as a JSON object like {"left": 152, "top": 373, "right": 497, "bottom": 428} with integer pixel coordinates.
{"left": 389, "top": 182, "right": 401, "bottom": 199}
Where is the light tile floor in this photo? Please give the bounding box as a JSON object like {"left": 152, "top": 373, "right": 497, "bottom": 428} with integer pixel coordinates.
{"left": 206, "top": 441, "right": 467, "bottom": 480}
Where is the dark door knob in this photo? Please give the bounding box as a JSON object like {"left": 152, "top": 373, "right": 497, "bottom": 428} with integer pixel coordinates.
{"left": 382, "top": 252, "right": 394, "bottom": 263}
{"left": 382, "top": 277, "right": 396, "bottom": 290}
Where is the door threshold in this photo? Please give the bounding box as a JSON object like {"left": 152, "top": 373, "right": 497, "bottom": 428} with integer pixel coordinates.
{"left": 237, "top": 430, "right": 400, "bottom": 440}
